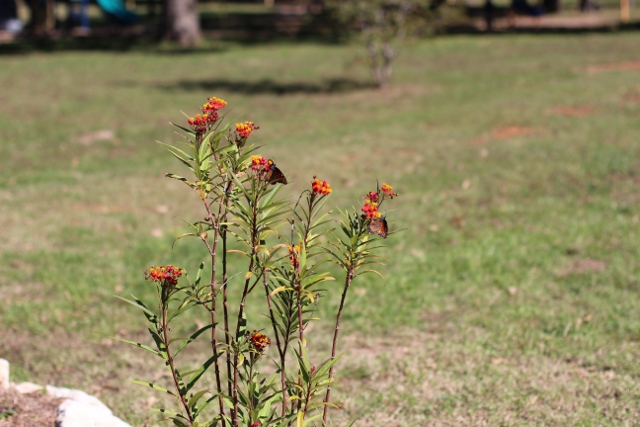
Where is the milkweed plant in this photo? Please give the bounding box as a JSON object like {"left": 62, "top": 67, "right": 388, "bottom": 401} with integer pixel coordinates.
{"left": 118, "top": 97, "right": 399, "bottom": 427}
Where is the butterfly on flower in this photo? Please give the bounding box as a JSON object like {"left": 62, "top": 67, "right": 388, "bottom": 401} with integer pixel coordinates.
{"left": 368, "top": 217, "right": 388, "bottom": 238}
{"left": 265, "top": 159, "right": 288, "bottom": 185}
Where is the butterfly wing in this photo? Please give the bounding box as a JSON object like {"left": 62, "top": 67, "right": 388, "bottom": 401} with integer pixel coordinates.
{"left": 368, "top": 217, "right": 388, "bottom": 238}
{"left": 265, "top": 160, "right": 288, "bottom": 185}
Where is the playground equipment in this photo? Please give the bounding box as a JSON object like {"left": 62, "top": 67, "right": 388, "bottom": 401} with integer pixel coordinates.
{"left": 96, "top": 0, "right": 140, "bottom": 24}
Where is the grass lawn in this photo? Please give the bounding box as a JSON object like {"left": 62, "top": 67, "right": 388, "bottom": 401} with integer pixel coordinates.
{"left": 1, "top": 32, "right": 639, "bottom": 426}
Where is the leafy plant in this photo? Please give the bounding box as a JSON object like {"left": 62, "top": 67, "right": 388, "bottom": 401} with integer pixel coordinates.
{"left": 118, "top": 97, "right": 399, "bottom": 427}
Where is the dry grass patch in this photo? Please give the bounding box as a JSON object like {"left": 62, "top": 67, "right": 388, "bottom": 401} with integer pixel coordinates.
{"left": 548, "top": 105, "right": 595, "bottom": 117}
{"left": 586, "top": 61, "right": 640, "bottom": 73}
{"left": 329, "top": 330, "right": 640, "bottom": 426}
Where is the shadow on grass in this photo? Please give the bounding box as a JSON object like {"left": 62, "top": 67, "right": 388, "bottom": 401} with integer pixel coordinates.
{"left": 0, "top": 32, "right": 232, "bottom": 55}
{"left": 156, "top": 77, "right": 377, "bottom": 95}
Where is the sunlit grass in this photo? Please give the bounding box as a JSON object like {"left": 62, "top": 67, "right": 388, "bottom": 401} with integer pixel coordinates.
{"left": 1, "top": 32, "right": 639, "bottom": 425}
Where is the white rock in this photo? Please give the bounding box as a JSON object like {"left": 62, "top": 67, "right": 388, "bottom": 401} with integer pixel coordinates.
{"left": 0, "top": 359, "right": 8, "bottom": 390}
{"left": 14, "top": 381, "right": 45, "bottom": 394}
{"left": 46, "top": 385, "right": 111, "bottom": 412}
{"left": 1, "top": 359, "right": 132, "bottom": 427}
{"left": 56, "top": 399, "right": 131, "bottom": 427}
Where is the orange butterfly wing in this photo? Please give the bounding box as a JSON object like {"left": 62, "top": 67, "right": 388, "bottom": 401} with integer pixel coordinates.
{"left": 368, "top": 217, "right": 388, "bottom": 238}
{"left": 265, "top": 160, "right": 288, "bottom": 185}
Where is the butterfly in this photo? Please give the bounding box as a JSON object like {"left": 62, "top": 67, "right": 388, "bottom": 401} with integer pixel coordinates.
{"left": 265, "top": 159, "right": 288, "bottom": 185}
{"left": 368, "top": 217, "right": 388, "bottom": 238}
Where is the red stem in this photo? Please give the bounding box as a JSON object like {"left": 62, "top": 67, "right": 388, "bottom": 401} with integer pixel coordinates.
{"left": 232, "top": 190, "right": 261, "bottom": 426}
{"left": 161, "top": 302, "right": 195, "bottom": 424}
{"left": 263, "top": 271, "right": 288, "bottom": 417}
{"left": 322, "top": 267, "right": 355, "bottom": 424}
{"left": 202, "top": 200, "right": 226, "bottom": 421}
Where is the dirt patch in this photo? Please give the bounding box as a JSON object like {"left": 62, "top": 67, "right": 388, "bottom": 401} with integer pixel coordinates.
{"left": 0, "top": 388, "right": 62, "bottom": 427}
{"left": 558, "top": 258, "right": 607, "bottom": 277}
{"left": 586, "top": 61, "right": 640, "bottom": 73}
{"left": 623, "top": 94, "right": 640, "bottom": 104}
{"left": 549, "top": 105, "right": 595, "bottom": 117}
{"left": 491, "top": 125, "right": 537, "bottom": 140}
{"left": 622, "top": 89, "right": 640, "bottom": 105}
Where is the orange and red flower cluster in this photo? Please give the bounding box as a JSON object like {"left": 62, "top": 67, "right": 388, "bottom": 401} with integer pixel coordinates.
{"left": 248, "top": 331, "right": 270, "bottom": 352}
{"left": 188, "top": 97, "right": 227, "bottom": 133}
{"left": 202, "top": 97, "right": 227, "bottom": 113}
{"left": 236, "top": 121, "right": 259, "bottom": 139}
{"left": 187, "top": 114, "right": 215, "bottom": 132}
{"left": 367, "top": 191, "right": 379, "bottom": 202}
{"left": 145, "top": 265, "right": 184, "bottom": 286}
{"left": 381, "top": 183, "right": 398, "bottom": 199}
{"left": 251, "top": 155, "right": 268, "bottom": 171}
{"left": 288, "top": 244, "right": 300, "bottom": 268}
{"left": 311, "top": 177, "right": 332, "bottom": 196}
{"left": 361, "top": 199, "right": 381, "bottom": 219}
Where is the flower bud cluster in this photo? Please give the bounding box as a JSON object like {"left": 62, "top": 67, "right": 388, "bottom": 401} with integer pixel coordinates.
{"left": 311, "top": 177, "right": 332, "bottom": 195}
{"left": 248, "top": 331, "right": 270, "bottom": 353}
{"left": 288, "top": 244, "right": 300, "bottom": 268}
{"left": 381, "top": 183, "right": 398, "bottom": 199}
{"left": 251, "top": 155, "right": 268, "bottom": 171}
{"left": 236, "top": 121, "right": 259, "bottom": 139}
{"left": 145, "top": 265, "right": 184, "bottom": 287}
{"left": 188, "top": 97, "right": 227, "bottom": 133}
{"left": 361, "top": 199, "right": 381, "bottom": 219}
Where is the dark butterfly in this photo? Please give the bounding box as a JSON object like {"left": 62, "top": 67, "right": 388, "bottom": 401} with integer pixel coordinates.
{"left": 265, "top": 159, "right": 288, "bottom": 185}
{"left": 368, "top": 217, "right": 388, "bottom": 238}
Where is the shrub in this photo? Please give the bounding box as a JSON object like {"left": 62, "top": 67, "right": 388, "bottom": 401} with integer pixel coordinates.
{"left": 119, "top": 97, "right": 399, "bottom": 427}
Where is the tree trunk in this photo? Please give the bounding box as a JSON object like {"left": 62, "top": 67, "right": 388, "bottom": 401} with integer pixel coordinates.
{"left": 164, "top": 0, "right": 201, "bottom": 47}
{"left": 542, "top": 0, "right": 560, "bottom": 13}
{"left": 579, "top": 0, "right": 598, "bottom": 12}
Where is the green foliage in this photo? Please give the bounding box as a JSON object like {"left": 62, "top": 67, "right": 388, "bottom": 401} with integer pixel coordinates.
{"left": 119, "top": 99, "right": 398, "bottom": 426}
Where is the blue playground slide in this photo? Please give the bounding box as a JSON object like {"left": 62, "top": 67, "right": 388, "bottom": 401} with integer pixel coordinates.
{"left": 96, "top": 0, "right": 140, "bottom": 24}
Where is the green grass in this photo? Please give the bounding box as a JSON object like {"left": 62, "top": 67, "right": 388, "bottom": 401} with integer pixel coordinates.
{"left": 1, "top": 32, "right": 640, "bottom": 426}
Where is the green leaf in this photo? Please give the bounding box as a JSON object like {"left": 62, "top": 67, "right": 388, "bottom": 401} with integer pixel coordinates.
{"left": 167, "top": 149, "right": 197, "bottom": 172}
{"left": 194, "top": 262, "right": 205, "bottom": 288}
{"left": 172, "top": 418, "right": 189, "bottom": 427}
{"left": 302, "top": 413, "right": 322, "bottom": 426}
{"left": 114, "top": 295, "right": 156, "bottom": 318}
{"left": 187, "top": 389, "right": 209, "bottom": 410}
{"left": 315, "top": 354, "right": 342, "bottom": 379}
{"left": 169, "top": 122, "right": 196, "bottom": 136}
{"left": 174, "top": 368, "right": 187, "bottom": 396}
{"left": 147, "top": 328, "right": 167, "bottom": 358}
{"left": 238, "top": 310, "right": 247, "bottom": 336}
{"left": 130, "top": 380, "right": 177, "bottom": 396}
{"left": 343, "top": 413, "right": 363, "bottom": 427}
{"left": 174, "top": 324, "right": 215, "bottom": 356}
{"left": 152, "top": 407, "right": 183, "bottom": 417}
{"left": 184, "top": 352, "right": 221, "bottom": 393}
{"left": 112, "top": 337, "right": 161, "bottom": 357}
{"left": 294, "top": 349, "right": 310, "bottom": 384}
